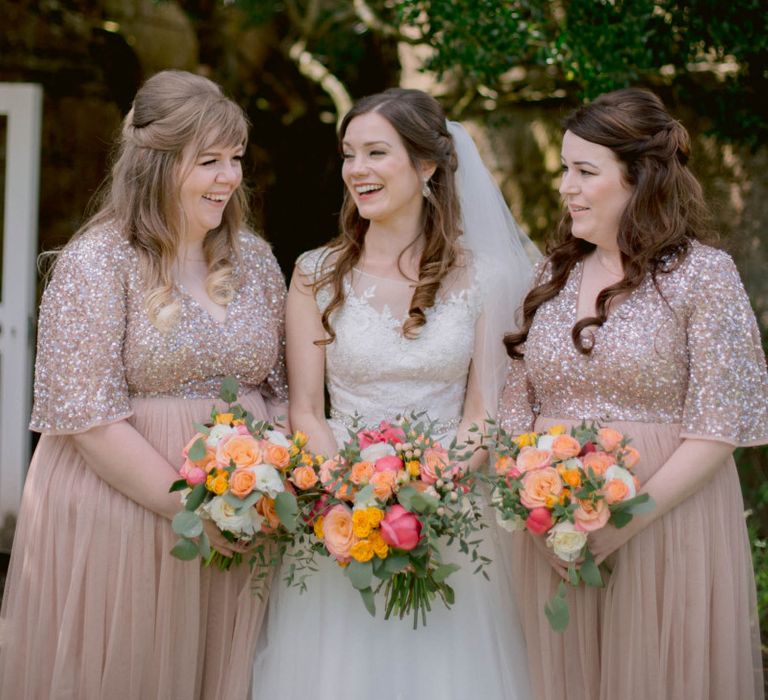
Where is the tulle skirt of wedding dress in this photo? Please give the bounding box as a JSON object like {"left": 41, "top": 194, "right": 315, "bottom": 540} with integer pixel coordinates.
{"left": 251, "top": 512, "right": 533, "bottom": 700}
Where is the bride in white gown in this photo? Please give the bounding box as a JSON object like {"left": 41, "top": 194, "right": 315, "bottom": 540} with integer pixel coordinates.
{"left": 252, "top": 88, "right": 537, "bottom": 700}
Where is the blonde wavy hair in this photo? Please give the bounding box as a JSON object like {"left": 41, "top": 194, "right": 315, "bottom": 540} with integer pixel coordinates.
{"left": 315, "top": 88, "right": 462, "bottom": 343}
{"left": 72, "top": 70, "right": 250, "bottom": 328}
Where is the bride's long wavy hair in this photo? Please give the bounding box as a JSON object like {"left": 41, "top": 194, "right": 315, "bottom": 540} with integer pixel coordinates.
{"left": 67, "top": 70, "right": 251, "bottom": 329}
{"left": 505, "top": 88, "right": 715, "bottom": 357}
{"left": 313, "top": 88, "right": 462, "bottom": 344}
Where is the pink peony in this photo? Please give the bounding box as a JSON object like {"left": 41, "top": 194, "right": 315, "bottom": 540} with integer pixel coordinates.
{"left": 374, "top": 455, "right": 404, "bottom": 473}
{"left": 380, "top": 505, "right": 422, "bottom": 551}
{"left": 179, "top": 459, "right": 206, "bottom": 486}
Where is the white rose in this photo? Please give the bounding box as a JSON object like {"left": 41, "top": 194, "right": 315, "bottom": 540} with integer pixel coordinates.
{"left": 359, "top": 442, "right": 396, "bottom": 462}
{"left": 251, "top": 464, "right": 285, "bottom": 498}
{"left": 265, "top": 429, "right": 291, "bottom": 448}
{"left": 604, "top": 465, "right": 636, "bottom": 498}
{"left": 206, "top": 424, "right": 238, "bottom": 447}
{"left": 536, "top": 434, "right": 555, "bottom": 451}
{"left": 546, "top": 521, "right": 588, "bottom": 562}
{"left": 562, "top": 457, "right": 583, "bottom": 471}
{"left": 495, "top": 509, "right": 526, "bottom": 532}
{"left": 204, "top": 496, "right": 264, "bottom": 538}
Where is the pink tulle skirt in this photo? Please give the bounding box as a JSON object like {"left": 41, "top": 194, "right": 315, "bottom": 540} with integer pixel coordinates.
{"left": 507, "top": 418, "right": 763, "bottom": 700}
{"left": 0, "top": 392, "right": 272, "bottom": 700}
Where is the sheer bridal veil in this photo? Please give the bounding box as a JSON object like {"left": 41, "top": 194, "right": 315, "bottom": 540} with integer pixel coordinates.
{"left": 448, "top": 121, "right": 541, "bottom": 415}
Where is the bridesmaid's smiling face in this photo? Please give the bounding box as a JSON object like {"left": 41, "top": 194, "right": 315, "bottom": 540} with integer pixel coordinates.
{"left": 559, "top": 130, "right": 633, "bottom": 251}
{"left": 341, "top": 111, "right": 435, "bottom": 227}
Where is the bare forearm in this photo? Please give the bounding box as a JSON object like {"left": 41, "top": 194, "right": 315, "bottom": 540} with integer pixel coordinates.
{"left": 288, "top": 407, "right": 338, "bottom": 458}
{"left": 72, "top": 420, "right": 183, "bottom": 520}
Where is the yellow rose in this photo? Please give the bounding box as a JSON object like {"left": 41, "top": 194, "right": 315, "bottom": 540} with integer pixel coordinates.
{"left": 215, "top": 412, "right": 235, "bottom": 425}
{"left": 289, "top": 444, "right": 300, "bottom": 457}
{"left": 211, "top": 473, "right": 229, "bottom": 495}
{"left": 368, "top": 529, "right": 389, "bottom": 559}
{"left": 350, "top": 539, "right": 375, "bottom": 563}
{"left": 515, "top": 432, "right": 538, "bottom": 448}
{"left": 547, "top": 424, "right": 567, "bottom": 436}
{"left": 365, "top": 507, "right": 384, "bottom": 528}
{"left": 353, "top": 509, "right": 373, "bottom": 538}
{"left": 293, "top": 431, "right": 309, "bottom": 448}
{"left": 407, "top": 460, "right": 420, "bottom": 478}
{"left": 314, "top": 515, "right": 324, "bottom": 540}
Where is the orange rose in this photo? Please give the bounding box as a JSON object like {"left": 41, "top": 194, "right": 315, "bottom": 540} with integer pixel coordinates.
{"left": 519, "top": 467, "right": 563, "bottom": 509}
{"left": 334, "top": 482, "right": 356, "bottom": 502}
{"left": 597, "top": 427, "right": 623, "bottom": 453}
{"left": 263, "top": 443, "right": 291, "bottom": 469}
{"left": 551, "top": 435, "right": 581, "bottom": 460}
{"left": 603, "top": 478, "right": 630, "bottom": 504}
{"left": 581, "top": 451, "right": 615, "bottom": 478}
{"left": 290, "top": 465, "right": 319, "bottom": 490}
{"left": 370, "top": 470, "right": 398, "bottom": 501}
{"left": 573, "top": 498, "right": 610, "bottom": 532}
{"left": 558, "top": 466, "right": 582, "bottom": 488}
{"left": 206, "top": 471, "right": 229, "bottom": 495}
{"left": 229, "top": 468, "right": 257, "bottom": 498}
{"left": 494, "top": 455, "right": 516, "bottom": 475}
{"left": 215, "top": 412, "right": 235, "bottom": 425}
{"left": 516, "top": 446, "right": 553, "bottom": 473}
{"left": 618, "top": 445, "right": 640, "bottom": 469}
{"left": 323, "top": 505, "right": 357, "bottom": 562}
{"left": 256, "top": 495, "right": 281, "bottom": 531}
{"left": 216, "top": 434, "right": 262, "bottom": 469}
{"left": 349, "top": 461, "right": 375, "bottom": 485}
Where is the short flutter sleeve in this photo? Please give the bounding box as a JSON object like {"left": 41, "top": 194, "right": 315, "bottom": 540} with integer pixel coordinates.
{"left": 30, "top": 229, "right": 132, "bottom": 434}
{"left": 498, "top": 357, "right": 536, "bottom": 435}
{"left": 295, "top": 247, "right": 333, "bottom": 312}
{"left": 680, "top": 248, "right": 768, "bottom": 446}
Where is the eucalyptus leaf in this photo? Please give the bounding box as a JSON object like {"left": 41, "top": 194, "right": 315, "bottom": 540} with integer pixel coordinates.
{"left": 198, "top": 531, "right": 211, "bottom": 559}
{"left": 219, "top": 376, "right": 239, "bottom": 404}
{"left": 432, "top": 562, "right": 461, "bottom": 584}
{"left": 580, "top": 554, "right": 604, "bottom": 588}
{"left": 275, "top": 492, "right": 299, "bottom": 531}
{"left": 171, "top": 537, "right": 200, "bottom": 561}
{"left": 172, "top": 510, "right": 203, "bottom": 538}
{"left": 346, "top": 560, "right": 373, "bottom": 590}
{"left": 610, "top": 509, "right": 632, "bottom": 529}
{"left": 192, "top": 423, "right": 210, "bottom": 435}
{"left": 359, "top": 587, "right": 376, "bottom": 617}
{"left": 409, "top": 491, "right": 440, "bottom": 514}
{"left": 185, "top": 483, "right": 207, "bottom": 512}
{"left": 187, "top": 437, "right": 207, "bottom": 463}
{"left": 623, "top": 494, "right": 656, "bottom": 515}
{"left": 544, "top": 584, "right": 570, "bottom": 632}
{"left": 384, "top": 555, "right": 410, "bottom": 574}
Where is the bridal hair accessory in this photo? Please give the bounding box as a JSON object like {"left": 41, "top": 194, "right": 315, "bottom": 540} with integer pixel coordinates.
{"left": 447, "top": 121, "right": 541, "bottom": 414}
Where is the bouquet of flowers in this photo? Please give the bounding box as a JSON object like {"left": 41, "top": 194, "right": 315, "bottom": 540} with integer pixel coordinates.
{"left": 485, "top": 421, "right": 654, "bottom": 631}
{"left": 287, "top": 414, "right": 490, "bottom": 628}
{"left": 169, "top": 377, "right": 305, "bottom": 584}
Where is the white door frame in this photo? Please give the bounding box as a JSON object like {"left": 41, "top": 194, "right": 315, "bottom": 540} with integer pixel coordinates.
{"left": 0, "top": 84, "right": 42, "bottom": 543}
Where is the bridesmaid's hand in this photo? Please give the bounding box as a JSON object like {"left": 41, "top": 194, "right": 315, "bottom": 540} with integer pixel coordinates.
{"left": 202, "top": 520, "right": 253, "bottom": 558}
{"left": 529, "top": 532, "right": 571, "bottom": 581}
{"left": 587, "top": 523, "right": 633, "bottom": 566}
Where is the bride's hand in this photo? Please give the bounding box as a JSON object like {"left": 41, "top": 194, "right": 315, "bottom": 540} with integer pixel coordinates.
{"left": 202, "top": 520, "right": 252, "bottom": 558}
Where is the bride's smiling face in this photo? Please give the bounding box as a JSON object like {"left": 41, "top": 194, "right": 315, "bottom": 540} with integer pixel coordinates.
{"left": 341, "top": 111, "right": 434, "bottom": 226}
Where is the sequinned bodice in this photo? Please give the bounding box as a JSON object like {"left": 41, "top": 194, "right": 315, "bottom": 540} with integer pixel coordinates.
{"left": 500, "top": 242, "right": 768, "bottom": 446}
{"left": 298, "top": 248, "right": 481, "bottom": 433}
{"left": 31, "top": 225, "right": 288, "bottom": 434}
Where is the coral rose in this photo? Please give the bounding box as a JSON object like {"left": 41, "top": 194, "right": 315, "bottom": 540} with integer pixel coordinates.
{"left": 597, "top": 427, "right": 623, "bottom": 453}
{"left": 229, "top": 468, "right": 257, "bottom": 497}
{"left": 551, "top": 435, "right": 581, "bottom": 460}
{"left": 525, "top": 507, "right": 554, "bottom": 535}
{"left": 370, "top": 470, "right": 398, "bottom": 501}
{"left": 581, "top": 451, "right": 615, "bottom": 478}
{"left": 323, "top": 505, "right": 357, "bottom": 562}
{"left": 419, "top": 446, "right": 449, "bottom": 484}
{"left": 495, "top": 455, "right": 516, "bottom": 476}
{"left": 374, "top": 455, "right": 404, "bottom": 473}
{"left": 573, "top": 499, "right": 610, "bottom": 532}
{"left": 256, "top": 495, "right": 281, "bottom": 531}
{"left": 618, "top": 445, "right": 641, "bottom": 469}
{"left": 350, "top": 461, "right": 375, "bottom": 485}
{"left": 263, "top": 442, "right": 291, "bottom": 469}
{"left": 380, "top": 505, "right": 422, "bottom": 551}
{"left": 216, "top": 434, "right": 262, "bottom": 469}
{"left": 291, "top": 465, "right": 318, "bottom": 490}
{"left": 603, "top": 478, "right": 630, "bottom": 504}
{"left": 520, "top": 467, "right": 563, "bottom": 509}
{"left": 517, "top": 446, "right": 553, "bottom": 473}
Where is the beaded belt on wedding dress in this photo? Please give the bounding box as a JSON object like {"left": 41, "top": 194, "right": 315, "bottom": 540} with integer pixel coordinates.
{"left": 329, "top": 408, "right": 461, "bottom": 435}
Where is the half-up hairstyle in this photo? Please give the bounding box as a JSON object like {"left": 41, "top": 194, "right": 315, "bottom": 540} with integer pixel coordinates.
{"left": 505, "top": 87, "right": 715, "bottom": 357}
{"left": 74, "top": 70, "right": 251, "bottom": 329}
{"left": 315, "top": 88, "right": 462, "bottom": 343}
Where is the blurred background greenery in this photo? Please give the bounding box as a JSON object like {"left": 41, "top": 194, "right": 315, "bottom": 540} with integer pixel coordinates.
{"left": 1, "top": 0, "right": 766, "bottom": 667}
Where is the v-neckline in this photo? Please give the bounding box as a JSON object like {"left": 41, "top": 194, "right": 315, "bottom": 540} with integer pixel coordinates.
{"left": 177, "top": 282, "right": 230, "bottom": 326}
{"left": 572, "top": 259, "right": 639, "bottom": 328}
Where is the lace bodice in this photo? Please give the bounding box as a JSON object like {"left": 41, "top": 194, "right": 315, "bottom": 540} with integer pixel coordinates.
{"left": 297, "top": 247, "right": 483, "bottom": 437}
{"left": 499, "top": 242, "right": 768, "bottom": 446}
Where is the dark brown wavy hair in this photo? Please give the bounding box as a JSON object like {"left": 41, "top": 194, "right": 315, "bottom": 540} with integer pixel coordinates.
{"left": 313, "top": 88, "right": 462, "bottom": 344}
{"left": 505, "top": 88, "right": 715, "bottom": 357}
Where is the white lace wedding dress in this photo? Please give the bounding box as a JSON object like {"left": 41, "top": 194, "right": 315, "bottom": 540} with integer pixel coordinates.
{"left": 251, "top": 248, "right": 533, "bottom": 700}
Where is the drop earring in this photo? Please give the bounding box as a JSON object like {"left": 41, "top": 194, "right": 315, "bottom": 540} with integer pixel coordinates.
{"left": 421, "top": 180, "right": 431, "bottom": 198}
